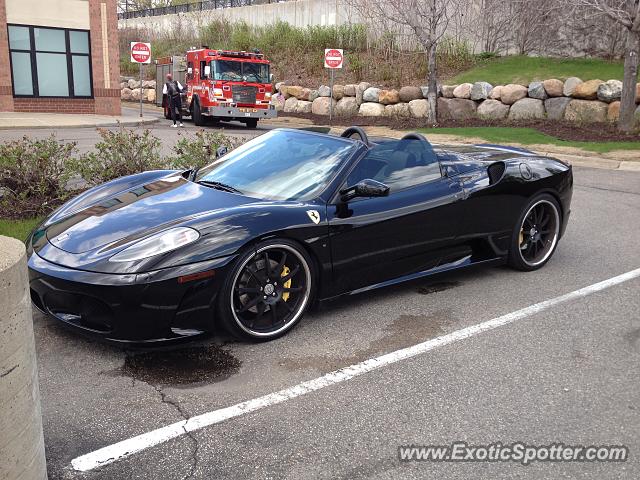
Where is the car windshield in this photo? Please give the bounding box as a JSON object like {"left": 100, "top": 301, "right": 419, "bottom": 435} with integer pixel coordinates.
{"left": 212, "top": 60, "right": 270, "bottom": 83}
{"left": 195, "top": 130, "right": 358, "bottom": 201}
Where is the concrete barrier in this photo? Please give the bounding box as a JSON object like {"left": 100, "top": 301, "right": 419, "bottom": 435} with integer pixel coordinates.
{"left": 0, "top": 236, "right": 47, "bottom": 480}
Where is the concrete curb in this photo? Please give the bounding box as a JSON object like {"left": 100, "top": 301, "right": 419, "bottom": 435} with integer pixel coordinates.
{"left": 0, "top": 117, "right": 159, "bottom": 131}
{"left": 0, "top": 236, "right": 47, "bottom": 480}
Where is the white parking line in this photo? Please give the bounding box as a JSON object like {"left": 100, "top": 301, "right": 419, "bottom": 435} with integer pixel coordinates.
{"left": 71, "top": 267, "right": 640, "bottom": 472}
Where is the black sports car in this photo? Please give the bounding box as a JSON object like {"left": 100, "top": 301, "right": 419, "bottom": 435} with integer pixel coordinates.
{"left": 27, "top": 127, "right": 572, "bottom": 343}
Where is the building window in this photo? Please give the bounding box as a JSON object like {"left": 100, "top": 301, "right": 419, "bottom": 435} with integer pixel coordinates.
{"left": 7, "top": 24, "right": 93, "bottom": 98}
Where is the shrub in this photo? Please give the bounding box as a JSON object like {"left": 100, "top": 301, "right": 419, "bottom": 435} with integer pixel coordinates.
{"left": 74, "top": 127, "right": 165, "bottom": 187}
{"left": 169, "top": 130, "right": 243, "bottom": 171}
{"left": 0, "top": 135, "right": 78, "bottom": 219}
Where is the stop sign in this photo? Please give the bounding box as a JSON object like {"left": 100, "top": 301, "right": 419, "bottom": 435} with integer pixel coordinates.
{"left": 131, "top": 42, "right": 151, "bottom": 64}
{"left": 324, "top": 49, "right": 344, "bottom": 69}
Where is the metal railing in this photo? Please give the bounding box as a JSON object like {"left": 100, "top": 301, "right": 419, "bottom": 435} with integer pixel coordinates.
{"left": 118, "top": 1, "right": 281, "bottom": 20}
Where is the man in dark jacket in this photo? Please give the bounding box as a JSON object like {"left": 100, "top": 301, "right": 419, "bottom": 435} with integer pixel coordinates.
{"left": 163, "top": 73, "right": 184, "bottom": 127}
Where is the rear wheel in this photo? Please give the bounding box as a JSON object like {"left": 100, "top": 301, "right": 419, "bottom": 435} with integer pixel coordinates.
{"left": 245, "top": 119, "right": 258, "bottom": 129}
{"left": 218, "top": 240, "right": 314, "bottom": 340}
{"left": 508, "top": 194, "right": 561, "bottom": 271}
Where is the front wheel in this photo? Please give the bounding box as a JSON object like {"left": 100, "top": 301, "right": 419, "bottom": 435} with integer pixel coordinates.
{"left": 193, "top": 99, "right": 204, "bottom": 126}
{"left": 245, "top": 119, "right": 258, "bottom": 129}
{"left": 218, "top": 240, "right": 314, "bottom": 340}
{"left": 508, "top": 194, "right": 561, "bottom": 271}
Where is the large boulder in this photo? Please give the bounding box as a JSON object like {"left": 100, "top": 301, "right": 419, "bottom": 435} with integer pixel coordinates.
{"left": 489, "top": 86, "right": 503, "bottom": 100}
{"left": 332, "top": 84, "right": 345, "bottom": 100}
{"left": 607, "top": 101, "right": 620, "bottom": 121}
{"left": 438, "top": 98, "right": 477, "bottom": 120}
{"left": 335, "top": 97, "right": 359, "bottom": 117}
{"left": 564, "top": 99, "right": 608, "bottom": 122}
{"left": 572, "top": 79, "right": 603, "bottom": 100}
{"left": 453, "top": 83, "right": 473, "bottom": 99}
{"left": 441, "top": 85, "right": 456, "bottom": 98}
{"left": 318, "top": 85, "right": 332, "bottom": 97}
{"left": 356, "top": 82, "right": 370, "bottom": 105}
{"left": 508, "top": 98, "right": 545, "bottom": 120}
{"left": 271, "top": 93, "right": 285, "bottom": 111}
{"left": 597, "top": 79, "right": 623, "bottom": 103}
{"left": 121, "top": 87, "right": 133, "bottom": 100}
{"left": 130, "top": 88, "right": 143, "bottom": 101}
{"left": 127, "top": 78, "right": 140, "bottom": 89}
{"left": 399, "top": 86, "right": 423, "bottom": 102}
{"left": 544, "top": 97, "right": 571, "bottom": 120}
{"left": 294, "top": 100, "right": 313, "bottom": 114}
{"left": 359, "top": 102, "right": 386, "bottom": 117}
{"left": 470, "top": 82, "right": 493, "bottom": 101}
{"left": 636, "top": 104, "right": 640, "bottom": 122}
{"left": 363, "top": 87, "right": 381, "bottom": 103}
{"left": 284, "top": 96, "right": 299, "bottom": 113}
{"left": 636, "top": 83, "right": 640, "bottom": 103}
{"left": 145, "top": 88, "right": 156, "bottom": 103}
{"left": 409, "top": 99, "right": 430, "bottom": 118}
{"left": 298, "top": 88, "right": 312, "bottom": 101}
{"left": 542, "top": 79, "right": 564, "bottom": 97}
{"left": 563, "top": 77, "right": 583, "bottom": 96}
{"left": 385, "top": 103, "right": 412, "bottom": 118}
{"left": 477, "top": 99, "right": 510, "bottom": 120}
{"left": 308, "top": 90, "right": 319, "bottom": 102}
{"left": 344, "top": 84, "right": 357, "bottom": 97}
{"left": 501, "top": 84, "right": 528, "bottom": 105}
{"left": 528, "top": 81, "right": 548, "bottom": 100}
{"left": 142, "top": 80, "right": 156, "bottom": 89}
{"left": 275, "top": 81, "right": 285, "bottom": 94}
{"left": 378, "top": 89, "right": 400, "bottom": 105}
{"left": 311, "top": 97, "right": 336, "bottom": 115}
{"left": 420, "top": 85, "right": 441, "bottom": 98}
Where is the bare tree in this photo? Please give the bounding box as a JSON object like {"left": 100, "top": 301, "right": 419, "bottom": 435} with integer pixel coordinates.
{"left": 569, "top": 1, "right": 639, "bottom": 132}
{"left": 345, "top": 0, "right": 458, "bottom": 122}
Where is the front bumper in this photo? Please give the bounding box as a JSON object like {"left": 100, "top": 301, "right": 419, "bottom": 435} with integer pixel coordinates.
{"left": 28, "top": 252, "right": 234, "bottom": 345}
{"left": 202, "top": 104, "right": 277, "bottom": 119}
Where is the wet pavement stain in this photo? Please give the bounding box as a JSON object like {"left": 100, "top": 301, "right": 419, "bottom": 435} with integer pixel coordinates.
{"left": 279, "top": 310, "right": 454, "bottom": 374}
{"left": 119, "top": 345, "right": 241, "bottom": 386}
{"left": 415, "top": 280, "right": 460, "bottom": 295}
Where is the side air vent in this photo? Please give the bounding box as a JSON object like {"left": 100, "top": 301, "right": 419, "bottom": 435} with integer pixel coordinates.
{"left": 487, "top": 161, "right": 506, "bottom": 185}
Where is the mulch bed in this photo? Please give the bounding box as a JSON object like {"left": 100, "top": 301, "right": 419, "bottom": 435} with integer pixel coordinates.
{"left": 281, "top": 112, "right": 640, "bottom": 142}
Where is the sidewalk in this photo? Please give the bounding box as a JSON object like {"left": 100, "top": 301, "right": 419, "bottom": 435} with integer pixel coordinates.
{"left": 0, "top": 105, "right": 160, "bottom": 130}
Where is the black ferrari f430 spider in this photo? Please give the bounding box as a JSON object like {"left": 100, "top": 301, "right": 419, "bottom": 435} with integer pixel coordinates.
{"left": 28, "top": 127, "right": 572, "bottom": 343}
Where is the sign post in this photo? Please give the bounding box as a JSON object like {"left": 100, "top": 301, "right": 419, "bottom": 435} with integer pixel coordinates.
{"left": 324, "top": 49, "right": 343, "bottom": 123}
{"left": 131, "top": 42, "right": 151, "bottom": 118}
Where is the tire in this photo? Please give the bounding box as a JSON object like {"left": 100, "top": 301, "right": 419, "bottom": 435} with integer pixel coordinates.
{"left": 245, "top": 119, "right": 258, "bottom": 129}
{"left": 218, "top": 239, "right": 315, "bottom": 341}
{"left": 193, "top": 98, "right": 204, "bottom": 126}
{"left": 508, "top": 194, "right": 561, "bottom": 271}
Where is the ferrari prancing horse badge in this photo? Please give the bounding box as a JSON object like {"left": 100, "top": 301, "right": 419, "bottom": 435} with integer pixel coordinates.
{"left": 306, "top": 210, "right": 321, "bottom": 224}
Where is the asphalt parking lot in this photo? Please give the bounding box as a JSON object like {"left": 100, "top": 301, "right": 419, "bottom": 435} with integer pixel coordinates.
{"left": 28, "top": 161, "right": 640, "bottom": 480}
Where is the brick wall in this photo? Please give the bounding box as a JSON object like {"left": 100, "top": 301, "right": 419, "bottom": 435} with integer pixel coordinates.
{"left": 0, "top": 0, "right": 121, "bottom": 115}
{"left": 0, "top": 1, "right": 13, "bottom": 111}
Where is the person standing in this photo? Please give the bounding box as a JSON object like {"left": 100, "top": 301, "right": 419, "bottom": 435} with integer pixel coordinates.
{"left": 163, "top": 73, "right": 184, "bottom": 128}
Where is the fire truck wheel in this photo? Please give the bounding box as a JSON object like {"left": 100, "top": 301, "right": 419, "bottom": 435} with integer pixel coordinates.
{"left": 245, "top": 119, "right": 258, "bottom": 129}
{"left": 192, "top": 98, "right": 204, "bottom": 126}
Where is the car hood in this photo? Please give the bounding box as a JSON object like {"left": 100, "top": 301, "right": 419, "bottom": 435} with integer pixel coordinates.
{"left": 45, "top": 175, "right": 253, "bottom": 254}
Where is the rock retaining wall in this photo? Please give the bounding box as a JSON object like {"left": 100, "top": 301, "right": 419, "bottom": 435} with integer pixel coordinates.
{"left": 272, "top": 78, "right": 640, "bottom": 123}
{"left": 120, "top": 78, "right": 157, "bottom": 103}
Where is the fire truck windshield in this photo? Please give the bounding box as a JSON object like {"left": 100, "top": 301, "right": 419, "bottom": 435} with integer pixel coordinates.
{"left": 212, "top": 60, "right": 270, "bottom": 84}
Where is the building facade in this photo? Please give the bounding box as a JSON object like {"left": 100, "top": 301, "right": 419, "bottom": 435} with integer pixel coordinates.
{"left": 0, "top": 0, "right": 120, "bottom": 115}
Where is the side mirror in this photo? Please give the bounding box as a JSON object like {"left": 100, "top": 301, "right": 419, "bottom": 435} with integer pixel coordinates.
{"left": 216, "top": 146, "right": 228, "bottom": 158}
{"left": 187, "top": 67, "right": 193, "bottom": 75}
{"left": 204, "top": 65, "right": 211, "bottom": 78}
{"left": 269, "top": 73, "right": 274, "bottom": 83}
{"left": 340, "top": 179, "right": 390, "bottom": 202}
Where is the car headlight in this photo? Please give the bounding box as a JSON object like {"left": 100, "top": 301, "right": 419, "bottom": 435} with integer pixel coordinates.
{"left": 109, "top": 227, "right": 200, "bottom": 262}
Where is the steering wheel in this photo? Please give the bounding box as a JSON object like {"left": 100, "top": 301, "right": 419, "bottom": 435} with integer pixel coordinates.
{"left": 341, "top": 126, "right": 370, "bottom": 146}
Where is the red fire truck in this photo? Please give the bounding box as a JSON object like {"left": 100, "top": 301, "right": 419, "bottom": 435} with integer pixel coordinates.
{"left": 155, "top": 48, "right": 276, "bottom": 128}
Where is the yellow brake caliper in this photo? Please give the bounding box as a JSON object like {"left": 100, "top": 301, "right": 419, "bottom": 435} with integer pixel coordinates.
{"left": 281, "top": 266, "right": 292, "bottom": 301}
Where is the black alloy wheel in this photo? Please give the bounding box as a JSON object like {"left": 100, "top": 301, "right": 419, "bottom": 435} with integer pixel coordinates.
{"left": 509, "top": 194, "right": 561, "bottom": 271}
{"left": 220, "top": 240, "right": 313, "bottom": 340}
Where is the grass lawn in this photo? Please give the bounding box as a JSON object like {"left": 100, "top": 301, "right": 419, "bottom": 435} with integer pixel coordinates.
{"left": 420, "top": 127, "right": 640, "bottom": 153}
{"left": 0, "top": 217, "right": 42, "bottom": 241}
{"left": 448, "top": 56, "right": 624, "bottom": 85}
